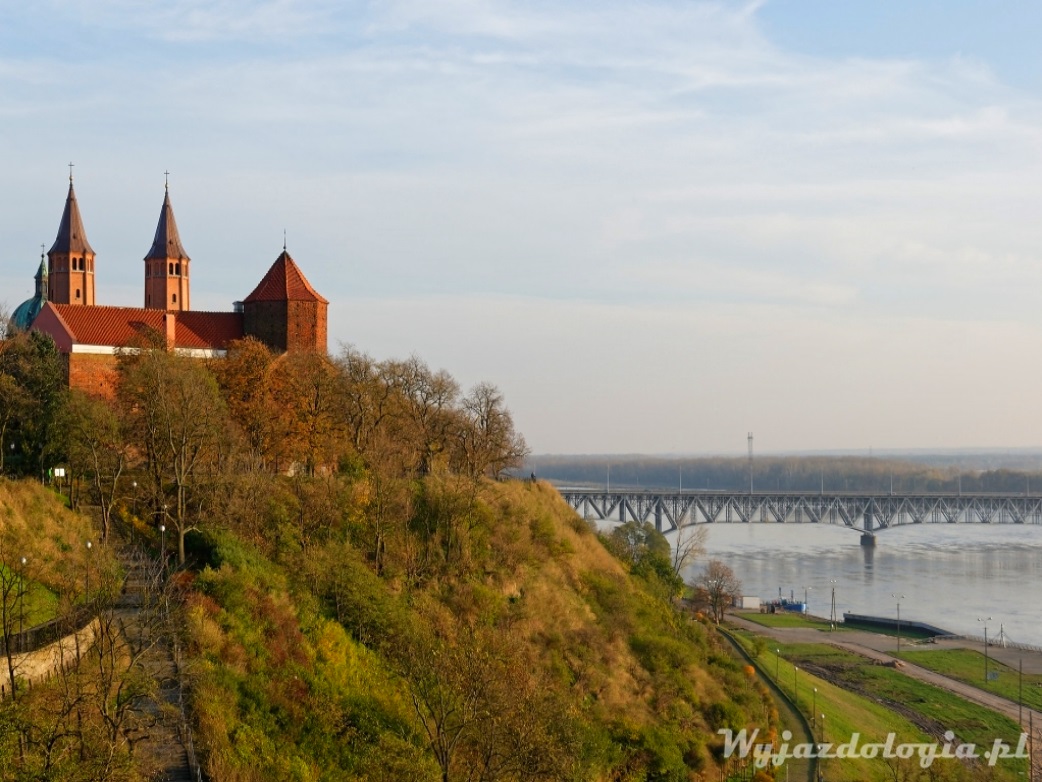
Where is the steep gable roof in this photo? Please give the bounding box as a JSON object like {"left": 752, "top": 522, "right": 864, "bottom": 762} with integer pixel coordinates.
{"left": 48, "top": 181, "right": 95, "bottom": 255}
{"left": 144, "top": 186, "right": 190, "bottom": 261}
{"left": 243, "top": 251, "right": 328, "bottom": 304}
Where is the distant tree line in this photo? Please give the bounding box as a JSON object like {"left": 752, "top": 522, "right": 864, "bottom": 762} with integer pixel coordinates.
{"left": 527, "top": 454, "right": 1042, "bottom": 494}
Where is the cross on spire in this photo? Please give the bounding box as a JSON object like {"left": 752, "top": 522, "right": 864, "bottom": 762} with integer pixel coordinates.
{"left": 164, "top": 170, "right": 170, "bottom": 190}
{"left": 68, "top": 161, "right": 74, "bottom": 182}
{"left": 283, "top": 229, "right": 287, "bottom": 251}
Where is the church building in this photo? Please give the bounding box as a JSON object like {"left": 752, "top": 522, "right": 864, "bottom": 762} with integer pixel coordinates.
{"left": 10, "top": 174, "right": 328, "bottom": 397}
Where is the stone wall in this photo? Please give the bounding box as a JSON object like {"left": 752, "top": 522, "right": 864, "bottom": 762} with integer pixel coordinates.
{"left": 0, "top": 617, "right": 100, "bottom": 699}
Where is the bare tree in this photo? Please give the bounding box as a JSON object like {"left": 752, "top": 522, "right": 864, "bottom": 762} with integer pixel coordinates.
{"left": 670, "top": 523, "right": 708, "bottom": 576}
{"left": 121, "top": 349, "right": 227, "bottom": 563}
{"left": 694, "top": 560, "right": 742, "bottom": 623}
{"left": 456, "top": 382, "right": 529, "bottom": 479}
{"left": 61, "top": 390, "right": 129, "bottom": 541}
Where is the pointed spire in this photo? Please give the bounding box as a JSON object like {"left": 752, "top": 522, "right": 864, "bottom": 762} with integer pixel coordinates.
{"left": 48, "top": 177, "right": 95, "bottom": 255}
{"left": 35, "top": 246, "right": 48, "bottom": 300}
{"left": 144, "top": 181, "right": 189, "bottom": 261}
{"left": 243, "top": 249, "right": 328, "bottom": 304}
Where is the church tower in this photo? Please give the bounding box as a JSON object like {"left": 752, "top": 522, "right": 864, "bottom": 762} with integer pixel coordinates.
{"left": 143, "top": 179, "right": 190, "bottom": 311}
{"left": 242, "top": 247, "right": 328, "bottom": 353}
{"left": 47, "top": 172, "right": 96, "bottom": 306}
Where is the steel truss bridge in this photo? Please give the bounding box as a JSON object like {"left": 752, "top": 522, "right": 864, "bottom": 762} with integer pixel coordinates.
{"left": 558, "top": 489, "right": 1042, "bottom": 537}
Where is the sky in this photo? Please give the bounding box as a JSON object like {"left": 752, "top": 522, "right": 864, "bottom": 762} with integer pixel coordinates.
{"left": 4, "top": 1, "right": 1042, "bottom": 455}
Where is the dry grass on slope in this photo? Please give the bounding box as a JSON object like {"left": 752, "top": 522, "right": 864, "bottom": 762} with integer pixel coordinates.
{"left": 0, "top": 478, "right": 116, "bottom": 602}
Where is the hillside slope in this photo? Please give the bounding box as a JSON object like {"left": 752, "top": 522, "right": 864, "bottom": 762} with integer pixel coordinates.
{"left": 184, "top": 476, "right": 773, "bottom": 781}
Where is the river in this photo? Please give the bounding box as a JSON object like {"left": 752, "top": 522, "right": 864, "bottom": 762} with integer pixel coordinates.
{"left": 674, "top": 523, "right": 1042, "bottom": 647}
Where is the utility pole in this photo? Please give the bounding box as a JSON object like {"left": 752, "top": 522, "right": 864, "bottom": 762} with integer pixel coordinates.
{"left": 748, "top": 432, "right": 754, "bottom": 494}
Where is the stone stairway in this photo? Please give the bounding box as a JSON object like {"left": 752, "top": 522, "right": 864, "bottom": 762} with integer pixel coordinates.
{"left": 116, "top": 549, "right": 200, "bottom": 781}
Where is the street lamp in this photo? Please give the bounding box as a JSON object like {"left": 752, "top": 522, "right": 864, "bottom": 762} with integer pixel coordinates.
{"left": 829, "top": 579, "right": 838, "bottom": 630}
{"left": 892, "top": 593, "right": 905, "bottom": 653}
{"left": 812, "top": 688, "right": 818, "bottom": 730}
{"left": 159, "top": 524, "right": 167, "bottom": 569}
{"left": 776, "top": 648, "right": 781, "bottom": 681}
{"left": 18, "top": 557, "right": 27, "bottom": 638}
{"left": 978, "top": 616, "right": 993, "bottom": 682}
{"left": 85, "top": 540, "right": 93, "bottom": 605}
{"left": 794, "top": 665, "right": 799, "bottom": 705}
{"left": 803, "top": 586, "right": 813, "bottom": 615}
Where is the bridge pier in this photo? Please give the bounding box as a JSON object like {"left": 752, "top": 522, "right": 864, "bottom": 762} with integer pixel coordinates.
{"left": 860, "top": 533, "right": 876, "bottom": 547}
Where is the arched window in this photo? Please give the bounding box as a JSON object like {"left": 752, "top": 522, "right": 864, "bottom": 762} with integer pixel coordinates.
{"left": 76, "top": 288, "right": 81, "bottom": 300}
{"left": 175, "top": 263, "right": 181, "bottom": 275}
{"left": 169, "top": 263, "right": 174, "bottom": 275}
{"left": 172, "top": 293, "right": 177, "bottom": 304}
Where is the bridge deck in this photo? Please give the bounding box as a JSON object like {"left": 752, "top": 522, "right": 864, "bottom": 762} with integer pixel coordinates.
{"left": 556, "top": 489, "right": 1042, "bottom": 534}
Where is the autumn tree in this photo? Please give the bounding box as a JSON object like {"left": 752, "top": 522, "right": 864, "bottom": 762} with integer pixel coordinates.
{"left": 211, "top": 337, "right": 278, "bottom": 469}
{"left": 335, "top": 345, "right": 398, "bottom": 463}
{"left": 455, "top": 382, "right": 529, "bottom": 479}
{"left": 385, "top": 357, "right": 460, "bottom": 475}
{"left": 695, "top": 559, "right": 742, "bottom": 622}
{"left": 402, "top": 626, "right": 575, "bottom": 782}
{"left": 60, "top": 390, "right": 130, "bottom": 540}
{"left": 0, "top": 331, "right": 66, "bottom": 477}
{"left": 267, "top": 351, "right": 349, "bottom": 476}
{"left": 120, "top": 349, "right": 227, "bottom": 564}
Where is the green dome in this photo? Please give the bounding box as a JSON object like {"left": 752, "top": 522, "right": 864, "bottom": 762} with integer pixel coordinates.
{"left": 9, "top": 254, "right": 48, "bottom": 333}
{"left": 10, "top": 294, "right": 44, "bottom": 332}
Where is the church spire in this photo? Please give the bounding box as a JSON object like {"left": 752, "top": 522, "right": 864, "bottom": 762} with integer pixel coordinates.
{"left": 35, "top": 246, "right": 48, "bottom": 301}
{"left": 143, "top": 176, "right": 191, "bottom": 311}
{"left": 47, "top": 170, "right": 96, "bottom": 305}
{"left": 48, "top": 176, "right": 95, "bottom": 256}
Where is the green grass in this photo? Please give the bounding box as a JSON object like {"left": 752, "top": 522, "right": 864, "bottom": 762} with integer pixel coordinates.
{"left": 732, "top": 630, "right": 929, "bottom": 782}
{"left": 784, "top": 642, "right": 1027, "bottom": 780}
{"left": 731, "top": 631, "right": 1029, "bottom": 781}
{"left": 899, "top": 648, "right": 1042, "bottom": 712}
{"left": 0, "top": 565, "right": 60, "bottom": 628}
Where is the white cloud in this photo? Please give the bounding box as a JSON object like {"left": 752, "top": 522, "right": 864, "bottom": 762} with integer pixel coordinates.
{"left": 4, "top": 2, "right": 1042, "bottom": 452}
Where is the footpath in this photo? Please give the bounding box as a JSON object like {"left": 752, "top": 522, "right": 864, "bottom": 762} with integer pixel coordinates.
{"left": 726, "top": 613, "right": 1042, "bottom": 730}
{"left": 116, "top": 550, "right": 197, "bottom": 782}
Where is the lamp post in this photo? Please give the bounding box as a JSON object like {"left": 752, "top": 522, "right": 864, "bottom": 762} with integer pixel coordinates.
{"left": 829, "top": 579, "right": 838, "bottom": 630}
{"left": 776, "top": 648, "right": 781, "bottom": 681}
{"left": 159, "top": 524, "right": 167, "bottom": 572}
{"left": 812, "top": 688, "right": 818, "bottom": 731}
{"left": 803, "top": 586, "right": 812, "bottom": 615}
{"left": 85, "top": 540, "right": 92, "bottom": 606}
{"left": 18, "top": 557, "right": 27, "bottom": 638}
{"left": 892, "top": 593, "right": 905, "bottom": 653}
{"left": 978, "top": 616, "right": 993, "bottom": 682}
{"left": 794, "top": 665, "right": 798, "bottom": 705}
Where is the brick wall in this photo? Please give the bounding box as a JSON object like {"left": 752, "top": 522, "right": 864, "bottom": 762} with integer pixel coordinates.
{"left": 67, "top": 353, "right": 120, "bottom": 400}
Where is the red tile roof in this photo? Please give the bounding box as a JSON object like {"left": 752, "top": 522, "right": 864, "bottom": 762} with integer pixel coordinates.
{"left": 176, "top": 311, "right": 243, "bottom": 349}
{"left": 48, "top": 304, "right": 242, "bottom": 350}
{"left": 243, "top": 251, "right": 328, "bottom": 304}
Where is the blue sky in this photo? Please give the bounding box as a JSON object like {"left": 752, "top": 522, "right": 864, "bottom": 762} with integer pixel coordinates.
{"left": 3, "top": 1, "right": 1042, "bottom": 454}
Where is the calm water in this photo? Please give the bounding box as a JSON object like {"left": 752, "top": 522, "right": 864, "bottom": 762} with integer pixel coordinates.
{"left": 674, "top": 523, "right": 1042, "bottom": 647}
